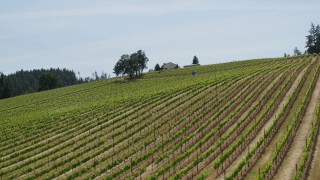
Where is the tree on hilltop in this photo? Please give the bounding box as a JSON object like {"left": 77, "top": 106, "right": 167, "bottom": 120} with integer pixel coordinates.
{"left": 136, "top": 50, "right": 149, "bottom": 75}
{"left": 192, "top": 55, "right": 199, "bottom": 65}
{"left": 306, "top": 23, "right": 320, "bottom": 54}
{"left": 113, "top": 54, "right": 128, "bottom": 76}
{"left": 154, "top": 63, "right": 161, "bottom": 71}
{"left": 113, "top": 50, "right": 149, "bottom": 78}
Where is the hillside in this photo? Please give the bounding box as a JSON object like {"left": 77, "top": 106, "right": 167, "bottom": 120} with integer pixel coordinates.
{"left": 1, "top": 55, "right": 320, "bottom": 180}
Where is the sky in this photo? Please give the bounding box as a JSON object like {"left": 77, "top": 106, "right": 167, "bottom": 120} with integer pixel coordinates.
{"left": 1, "top": 0, "right": 320, "bottom": 78}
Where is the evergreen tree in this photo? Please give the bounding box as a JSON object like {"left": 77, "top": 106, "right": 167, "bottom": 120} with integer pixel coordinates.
{"left": 306, "top": 23, "right": 320, "bottom": 54}
{"left": 39, "top": 72, "right": 62, "bottom": 91}
{"left": 94, "top": 71, "right": 100, "bottom": 80}
{"left": 0, "top": 74, "right": 12, "bottom": 99}
{"left": 192, "top": 56, "right": 199, "bottom": 65}
{"left": 154, "top": 63, "right": 161, "bottom": 71}
{"left": 0, "top": 73, "right": 4, "bottom": 98}
{"left": 2, "top": 80, "right": 12, "bottom": 99}
{"left": 0, "top": 68, "right": 79, "bottom": 99}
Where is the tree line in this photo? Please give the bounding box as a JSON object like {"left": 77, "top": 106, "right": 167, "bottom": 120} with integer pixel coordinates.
{"left": 0, "top": 68, "right": 112, "bottom": 100}
{"left": 0, "top": 68, "right": 81, "bottom": 99}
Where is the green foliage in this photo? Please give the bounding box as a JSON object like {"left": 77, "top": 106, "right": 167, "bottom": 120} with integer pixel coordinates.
{"left": 0, "top": 73, "right": 12, "bottom": 99}
{"left": 0, "top": 68, "right": 79, "bottom": 99}
{"left": 259, "top": 61, "right": 319, "bottom": 179}
{"left": 192, "top": 55, "right": 199, "bottom": 65}
{"left": 39, "top": 72, "right": 63, "bottom": 91}
{"left": 0, "top": 55, "right": 316, "bottom": 179}
{"left": 154, "top": 63, "right": 161, "bottom": 71}
{"left": 306, "top": 23, "right": 320, "bottom": 54}
{"left": 114, "top": 50, "right": 149, "bottom": 78}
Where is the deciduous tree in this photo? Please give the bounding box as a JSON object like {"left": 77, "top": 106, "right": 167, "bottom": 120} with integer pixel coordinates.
{"left": 113, "top": 50, "right": 149, "bottom": 78}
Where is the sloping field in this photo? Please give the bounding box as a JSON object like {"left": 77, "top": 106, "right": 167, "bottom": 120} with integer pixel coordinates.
{"left": 1, "top": 55, "right": 320, "bottom": 180}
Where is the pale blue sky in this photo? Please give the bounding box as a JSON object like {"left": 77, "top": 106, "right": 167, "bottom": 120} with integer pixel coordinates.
{"left": 1, "top": 0, "right": 319, "bottom": 77}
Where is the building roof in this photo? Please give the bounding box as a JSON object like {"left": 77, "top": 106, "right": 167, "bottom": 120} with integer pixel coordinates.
{"left": 162, "top": 62, "right": 178, "bottom": 69}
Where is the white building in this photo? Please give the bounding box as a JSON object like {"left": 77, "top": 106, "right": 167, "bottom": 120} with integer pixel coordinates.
{"left": 162, "top": 62, "right": 179, "bottom": 70}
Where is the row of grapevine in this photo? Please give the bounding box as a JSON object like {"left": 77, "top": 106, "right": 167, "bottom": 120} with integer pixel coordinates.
{"left": 190, "top": 60, "right": 307, "bottom": 179}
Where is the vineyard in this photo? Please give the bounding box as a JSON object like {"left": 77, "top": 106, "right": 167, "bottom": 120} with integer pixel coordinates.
{"left": 1, "top": 55, "right": 320, "bottom": 180}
